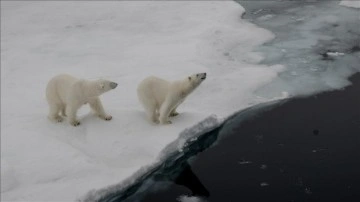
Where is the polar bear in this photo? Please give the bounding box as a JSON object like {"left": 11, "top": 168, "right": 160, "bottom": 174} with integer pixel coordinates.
{"left": 46, "top": 74, "right": 118, "bottom": 126}
{"left": 137, "top": 73, "right": 206, "bottom": 124}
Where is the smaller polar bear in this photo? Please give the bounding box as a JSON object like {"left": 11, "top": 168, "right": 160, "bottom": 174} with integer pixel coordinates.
{"left": 137, "top": 73, "right": 206, "bottom": 124}
{"left": 46, "top": 74, "right": 118, "bottom": 126}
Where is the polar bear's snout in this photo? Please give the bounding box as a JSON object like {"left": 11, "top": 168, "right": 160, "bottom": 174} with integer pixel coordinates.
{"left": 199, "top": 72, "right": 206, "bottom": 80}
{"left": 110, "top": 82, "right": 118, "bottom": 89}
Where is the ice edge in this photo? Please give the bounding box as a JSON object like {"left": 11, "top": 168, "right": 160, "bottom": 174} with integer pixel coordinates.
{"left": 79, "top": 115, "right": 223, "bottom": 202}
{"left": 79, "top": 98, "right": 288, "bottom": 202}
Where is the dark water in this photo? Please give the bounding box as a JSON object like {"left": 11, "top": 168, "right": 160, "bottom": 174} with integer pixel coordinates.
{"left": 136, "top": 73, "right": 360, "bottom": 202}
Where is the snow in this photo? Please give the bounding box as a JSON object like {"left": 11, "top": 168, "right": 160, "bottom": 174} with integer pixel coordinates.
{"left": 340, "top": 0, "right": 360, "bottom": 8}
{"left": 1, "top": 1, "right": 283, "bottom": 201}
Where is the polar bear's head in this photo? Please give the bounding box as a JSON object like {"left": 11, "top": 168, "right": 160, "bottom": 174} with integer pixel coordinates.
{"left": 95, "top": 79, "right": 118, "bottom": 94}
{"left": 182, "top": 72, "right": 206, "bottom": 94}
{"left": 188, "top": 72, "right": 206, "bottom": 87}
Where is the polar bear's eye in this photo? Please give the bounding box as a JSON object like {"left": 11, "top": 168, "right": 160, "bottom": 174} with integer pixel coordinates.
{"left": 188, "top": 77, "right": 191, "bottom": 81}
{"left": 100, "top": 84, "right": 105, "bottom": 89}
{"left": 196, "top": 74, "right": 199, "bottom": 77}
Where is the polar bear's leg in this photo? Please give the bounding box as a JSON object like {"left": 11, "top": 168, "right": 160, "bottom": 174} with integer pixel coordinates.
{"left": 66, "top": 105, "right": 80, "bottom": 126}
{"left": 89, "top": 98, "right": 112, "bottom": 121}
{"left": 138, "top": 94, "right": 159, "bottom": 123}
{"left": 159, "top": 98, "right": 176, "bottom": 124}
{"left": 146, "top": 103, "right": 159, "bottom": 124}
{"left": 170, "top": 101, "right": 184, "bottom": 117}
{"left": 140, "top": 100, "right": 158, "bottom": 123}
{"left": 60, "top": 105, "right": 66, "bottom": 117}
{"left": 48, "top": 103, "right": 63, "bottom": 122}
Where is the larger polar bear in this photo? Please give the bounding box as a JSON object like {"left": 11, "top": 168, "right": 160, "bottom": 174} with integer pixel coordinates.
{"left": 137, "top": 73, "right": 206, "bottom": 124}
{"left": 46, "top": 74, "right": 118, "bottom": 126}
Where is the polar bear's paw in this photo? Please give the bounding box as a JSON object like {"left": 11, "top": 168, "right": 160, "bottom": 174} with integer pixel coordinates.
{"left": 170, "top": 111, "right": 179, "bottom": 117}
{"left": 160, "top": 120, "right": 172, "bottom": 125}
{"left": 70, "top": 120, "right": 81, "bottom": 127}
{"left": 151, "top": 118, "right": 160, "bottom": 124}
{"left": 104, "top": 115, "right": 112, "bottom": 121}
{"left": 55, "top": 116, "right": 63, "bottom": 122}
{"left": 48, "top": 116, "right": 63, "bottom": 123}
{"left": 99, "top": 114, "right": 112, "bottom": 121}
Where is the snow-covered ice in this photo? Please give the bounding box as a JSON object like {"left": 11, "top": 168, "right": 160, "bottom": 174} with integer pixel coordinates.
{"left": 340, "top": 0, "right": 360, "bottom": 8}
{"left": 1, "top": 1, "right": 283, "bottom": 201}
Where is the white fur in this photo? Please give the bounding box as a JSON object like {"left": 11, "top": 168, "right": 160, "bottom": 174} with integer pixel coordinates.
{"left": 46, "top": 74, "right": 117, "bottom": 126}
{"left": 137, "top": 73, "right": 206, "bottom": 124}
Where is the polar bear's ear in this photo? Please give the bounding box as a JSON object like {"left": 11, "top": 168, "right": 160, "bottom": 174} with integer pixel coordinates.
{"left": 188, "top": 76, "right": 191, "bottom": 81}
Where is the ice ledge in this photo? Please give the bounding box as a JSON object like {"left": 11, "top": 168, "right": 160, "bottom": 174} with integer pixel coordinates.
{"left": 79, "top": 115, "right": 223, "bottom": 202}
{"left": 79, "top": 99, "right": 289, "bottom": 202}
